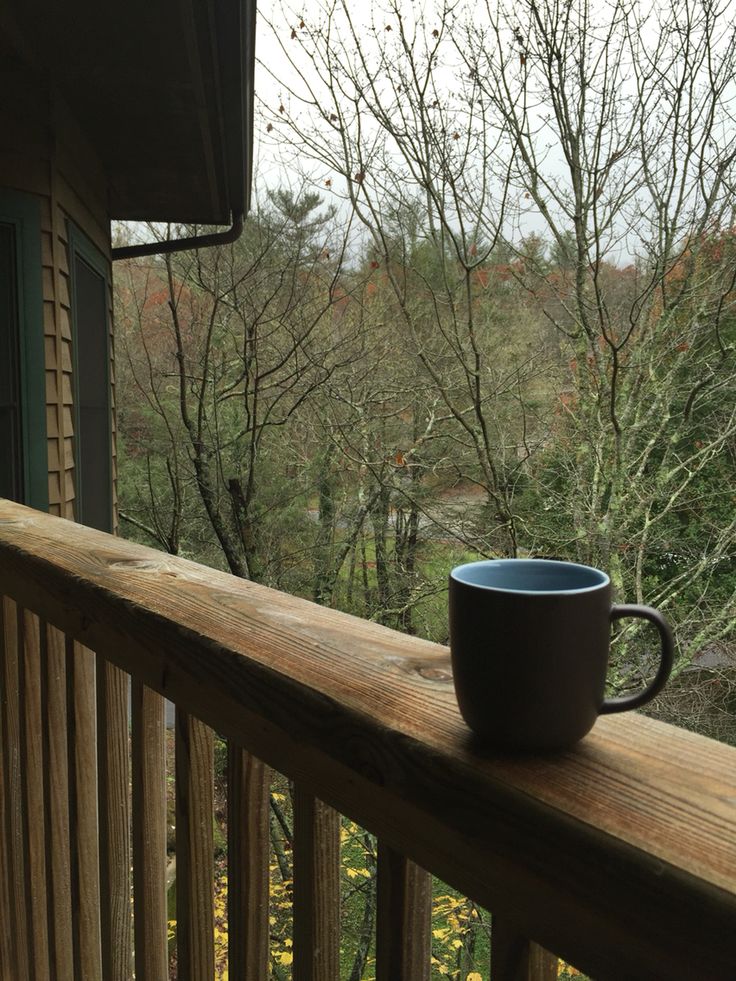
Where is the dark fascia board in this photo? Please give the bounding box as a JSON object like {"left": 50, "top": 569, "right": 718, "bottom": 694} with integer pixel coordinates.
{"left": 3, "top": 0, "right": 255, "bottom": 225}
{"left": 108, "top": 0, "right": 254, "bottom": 223}
{"left": 220, "top": 0, "right": 256, "bottom": 218}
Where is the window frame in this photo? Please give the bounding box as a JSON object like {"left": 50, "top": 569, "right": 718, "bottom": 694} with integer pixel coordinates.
{"left": 68, "top": 222, "right": 113, "bottom": 532}
{"left": 0, "top": 190, "right": 48, "bottom": 511}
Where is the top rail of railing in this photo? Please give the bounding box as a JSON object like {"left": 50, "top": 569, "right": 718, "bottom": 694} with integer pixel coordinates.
{"left": 0, "top": 499, "right": 734, "bottom": 979}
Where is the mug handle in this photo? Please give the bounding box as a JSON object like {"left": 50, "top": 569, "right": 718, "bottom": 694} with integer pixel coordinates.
{"left": 600, "top": 604, "right": 675, "bottom": 714}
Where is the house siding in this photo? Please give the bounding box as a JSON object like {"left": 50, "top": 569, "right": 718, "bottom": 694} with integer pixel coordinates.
{"left": 0, "top": 79, "right": 116, "bottom": 527}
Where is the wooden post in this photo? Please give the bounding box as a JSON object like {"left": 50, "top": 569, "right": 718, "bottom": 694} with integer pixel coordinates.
{"left": 0, "top": 596, "right": 28, "bottom": 979}
{"left": 0, "top": 684, "right": 10, "bottom": 980}
{"left": 19, "top": 607, "right": 50, "bottom": 979}
{"left": 376, "top": 843, "right": 432, "bottom": 981}
{"left": 40, "top": 623, "right": 73, "bottom": 980}
{"left": 132, "top": 682, "right": 168, "bottom": 981}
{"left": 0, "top": 653, "right": 10, "bottom": 977}
{"left": 491, "top": 917, "right": 558, "bottom": 981}
{"left": 175, "top": 709, "right": 214, "bottom": 981}
{"left": 293, "top": 788, "right": 340, "bottom": 981}
{"left": 97, "top": 659, "right": 131, "bottom": 980}
{"left": 227, "top": 744, "right": 270, "bottom": 979}
{"left": 67, "top": 638, "right": 103, "bottom": 979}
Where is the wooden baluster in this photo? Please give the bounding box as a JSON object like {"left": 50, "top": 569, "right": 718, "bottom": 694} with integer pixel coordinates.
{"left": 67, "top": 638, "right": 103, "bottom": 979}
{"left": 0, "top": 596, "right": 27, "bottom": 979}
{"left": 19, "top": 608, "right": 50, "bottom": 979}
{"left": 527, "top": 944, "right": 559, "bottom": 980}
{"left": 293, "top": 788, "right": 340, "bottom": 981}
{"left": 227, "top": 744, "right": 270, "bottom": 979}
{"left": 132, "top": 683, "right": 168, "bottom": 981}
{"left": 0, "top": 679, "right": 10, "bottom": 980}
{"left": 0, "top": 648, "right": 9, "bottom": 978}
{"left": 176, "top": 709, "right": 214, "bottom": 981}
{"left": 491, "top": 917, "right": 558, "bottom": 981}
{"left": 97, "top": 660, "right": 131, "bottom": 980}
{"left": 40, "top": 624, "right": 73, "bottom": 980}
{"left": 375, "top": 843, "right": 432, "bottom": 981}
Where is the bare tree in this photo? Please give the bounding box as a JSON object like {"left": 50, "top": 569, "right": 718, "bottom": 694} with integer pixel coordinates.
{"left": 117, "top": 190, "right": 356, "bottom": 583}
{"left": 261, "top": 0, "right": 552, "bottom": 556}
{"left": 261, "top": 0, "right": 736, "bottom": 676}
{"left": 462, "top": 0, "right": 736, "bottom": 669}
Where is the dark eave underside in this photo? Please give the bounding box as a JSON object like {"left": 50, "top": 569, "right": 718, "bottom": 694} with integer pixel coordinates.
{"left": 5, "top": 0, "right": 254, "bottom": 224}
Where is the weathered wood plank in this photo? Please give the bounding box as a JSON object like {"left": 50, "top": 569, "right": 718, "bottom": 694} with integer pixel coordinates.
{"left": 132, "top": 682, "right": 168, "bottom": 981}
{"left": 528, "top": 943, "right": 559, "bottom": 981}
{"left": 0, "top": 636, "right": 10, "bottom": 977}
{"left": 0, "top": 673, "right": 10, "bottom": 980}
{"left": 0, "top": 503, "right": 735, "bottom": 980}
{"left": 40, "top": 623, "right": 73, "bottom": 981}
{"left": 293, "top": 789, "right": 340, "bottom": 981}
{"left": 227, "top": 745, "right": 270, "bottom": 980}
{"left": 97, "top": 660, "right": 131, "bottom": 981}
{"left": 19, "top": 608, "right": 50, "bottom": 980}
{"left": 67, "top": 638, "right": 103, "bottom": 979}
{"left": 491, "top": 918, "right": 558, "bottom": 981}
{"left": 376, "top": 844, "right": 431, "bottom": 981}
{"left": 176, "top": 709, "right": 214, "bottom": 981}
{"left": 0, "top": 596, "right": 27, "bottom": 979}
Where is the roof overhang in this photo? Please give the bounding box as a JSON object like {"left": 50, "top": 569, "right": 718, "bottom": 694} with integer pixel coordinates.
{"left": 3, "top": 0, "right": 255, "bottom": 225}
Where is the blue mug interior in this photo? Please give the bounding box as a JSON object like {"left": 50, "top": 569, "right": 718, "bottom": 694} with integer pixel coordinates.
{"left": 451, "top": 559, "right": 609, "bottom": 594}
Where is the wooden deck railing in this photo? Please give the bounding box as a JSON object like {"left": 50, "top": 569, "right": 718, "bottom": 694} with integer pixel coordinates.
{"left": 0, "top": 499, "right": 735, "bottom": 980}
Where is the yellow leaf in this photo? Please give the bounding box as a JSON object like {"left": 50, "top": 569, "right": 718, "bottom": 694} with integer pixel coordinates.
{"left": 278, "top": 951, "right": 294, "bottom": 966}
{"left": 467, "top": 974, "right": 483, "bottom": 981}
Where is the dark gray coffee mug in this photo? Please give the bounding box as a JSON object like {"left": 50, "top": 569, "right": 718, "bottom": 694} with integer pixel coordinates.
{"left": 449, "top": 559, "right": 674, "bottom": 751}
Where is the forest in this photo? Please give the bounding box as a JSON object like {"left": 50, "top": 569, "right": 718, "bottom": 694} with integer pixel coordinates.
{"left": 113, "top": 0, "right": 736, "bottom": 974}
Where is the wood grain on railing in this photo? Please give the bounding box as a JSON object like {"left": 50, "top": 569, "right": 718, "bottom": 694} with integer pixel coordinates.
{"left": 293, "top": 789, "right": 340, "bottom": 980}
{"left": 67, "top": 638, "right": 103, "bottom": 979}
{"left": 176, "top": 709, "right": 214, "bottom": 980}
{"left": 227, "top": 745, "right": 271, "bottom": 979}
{"left": 41, "top": 623, "right": 74, "bottom": 981}
{"left": 0, "top": 596, "right": 29, "bottom": 979}
{"left": 19, "top": 608, "right": 50, "bottom": 980}
{"left": 132, "top": 682, "right": 168, "bottom": 981}
{"left": 1, "top": 502, "right": 735, "bottom": 980}
{"left": 97, "top": 660, "right": 131, "bottom": 981}
{"left": 376, "top": 844, "right": 432, "bottom": 981}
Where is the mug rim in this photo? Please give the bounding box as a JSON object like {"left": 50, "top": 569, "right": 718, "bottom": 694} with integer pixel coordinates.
{"left": 450, "top": 558, "right": 610, "bottom": 596}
